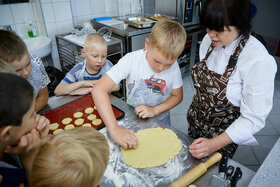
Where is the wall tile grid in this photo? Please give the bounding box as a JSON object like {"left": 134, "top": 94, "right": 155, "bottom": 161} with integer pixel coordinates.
{"left": 0, "top": 0, "right": 45, "bottom": 39}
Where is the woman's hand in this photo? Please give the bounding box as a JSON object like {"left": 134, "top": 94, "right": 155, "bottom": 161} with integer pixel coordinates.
{"left": 135, "top": 105, "right": 156, "bottom": 118}
{"left": 189, "top": 137, "right": 216, "bottom": 159}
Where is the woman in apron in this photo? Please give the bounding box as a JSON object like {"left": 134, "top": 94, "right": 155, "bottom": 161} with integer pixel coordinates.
{"left": 187, "top": 0, "right": 277, "bottom": 159}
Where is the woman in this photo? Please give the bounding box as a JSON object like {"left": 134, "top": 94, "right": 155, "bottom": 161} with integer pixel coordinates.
{"left": 187, "top": 0, "right": 277, "bottom": 159}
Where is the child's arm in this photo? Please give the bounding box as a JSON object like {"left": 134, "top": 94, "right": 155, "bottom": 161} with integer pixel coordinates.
{"left": 35, "top": 86, "right": 49, "bottom": 112}
{"left": 92, "top": 74, "right": 138, "bottom": 149}
{"left": 54, "top": 80, "right": 97, "bottom": 96}
{"left": 135, "top": 87, "right": 183, "bottom": 118}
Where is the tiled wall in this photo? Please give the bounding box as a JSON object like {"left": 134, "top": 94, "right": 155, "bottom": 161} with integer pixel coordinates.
{"left": 0, "top": 0, "right": 45, "bottom": 39}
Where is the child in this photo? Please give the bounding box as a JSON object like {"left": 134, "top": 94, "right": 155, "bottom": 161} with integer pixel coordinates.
{"left": 0, "top": 30, "right": 50, "bottom": 112}
{"left": 0, "top": 59, "right": 16, "bottom": 74}
{"left": 54, "top": 33, "right": 119, "bottom": 96}
{"left": 30, "top": 127, "right": 109, "bottom": 187}
{"left": 92, "top": 20, "right": 187, "bottom": 149}
{"left": 0, "top": 73, "right": 50, "bottom": 187}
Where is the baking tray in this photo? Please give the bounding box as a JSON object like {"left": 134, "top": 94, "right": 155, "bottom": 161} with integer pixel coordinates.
{"left": 42, "top": 94, "right": 125, "bottom": 135}
{"left": 127, "top": 16, "right": 156, "bottom": 28}
{"left": 146, "top": 14, "right": 177, "bottom": 21}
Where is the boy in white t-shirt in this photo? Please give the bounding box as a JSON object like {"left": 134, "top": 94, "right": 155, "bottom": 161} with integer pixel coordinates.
{"left": 92, "top": 20, "right": 187, "bottom": 149}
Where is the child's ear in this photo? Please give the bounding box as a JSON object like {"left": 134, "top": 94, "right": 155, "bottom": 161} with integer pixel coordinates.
{"left": 81, "top": 49, "right": 86, "bottom": 58}
{"left": 0, "top": 126, "right": 13, "bottom": 142}
{"left": 145, "top": 38, "right": 150, "bottom": 50}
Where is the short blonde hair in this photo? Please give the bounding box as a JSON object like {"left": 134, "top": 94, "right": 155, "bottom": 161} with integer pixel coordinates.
{"left": 84, "top": 33, "right": 107, "bottom": 51}
{"left": 149, "top": 20, "right": 187, "bottom": 60}
{"left": 0, "top": 59, "right": 16, "bottom": 74}
{"left": 31, "top": 127, "right": 110, "bottom": 187}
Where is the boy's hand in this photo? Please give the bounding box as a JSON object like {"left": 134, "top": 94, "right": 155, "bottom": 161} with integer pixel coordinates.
{"left": 69, "top": 87, "right": 93, "bottom": 95}
{"left": 109, "top": 127, "right": 138, "bottom": 149}
{"left": 82, "top": 80, "right": 97, "bottom": 87}
{"left": 135, "top": 105, "right": 156, "bottom": 118}
{"left": 35, "top": 114, "right": 50, "bottom": 139}
{"left": 4, "top": 128, "right": 40, "bottom": 156}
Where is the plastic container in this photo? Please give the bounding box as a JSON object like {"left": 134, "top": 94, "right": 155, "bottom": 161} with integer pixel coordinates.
{"left": 28, "top": 22, "right": 38, "bottom": 38}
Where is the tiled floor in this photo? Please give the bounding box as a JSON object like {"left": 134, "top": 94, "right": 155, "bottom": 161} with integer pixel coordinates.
{"left": 170, "top": 57, "right": 280, "bottom": 172}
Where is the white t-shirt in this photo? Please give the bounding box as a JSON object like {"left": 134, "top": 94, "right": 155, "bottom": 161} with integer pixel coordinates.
{"left": 107, "top": 49, "right": 183, "bottom": 120}
{"left": 199, "top": 34, "right": 277, "bottom": 145}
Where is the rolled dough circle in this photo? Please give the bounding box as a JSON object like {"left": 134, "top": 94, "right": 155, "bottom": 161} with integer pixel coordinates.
{"left": 92, "top": 119, "right": 102, "bottom": 126}
{"left": 73, "top": 112, "right": 83, "bottom": 118}
{"left": 50, "top": 123, "right": 59, "bottom": 130}
{"left": 74, "top": 118, "right": 84, "bottom": 126}
{"left": 85, "top": 107, "right": 94, "bottom": 114}
{"left": 82, "top": 123, "right": 92, "bottom": 127}
{"left": 53, "top": 129, "right": 64, "bottom": 135}
{"left": 87, "top": 114, "right": 97, "bottom": 121}
{"left": 62, "top": 117, "right": 72, "bottom": 125}
{"left": 65, "top": 124, "right": 74, "bottom": 130}
{"left": 121, "top": 127, "right": 182, "bottom": 169}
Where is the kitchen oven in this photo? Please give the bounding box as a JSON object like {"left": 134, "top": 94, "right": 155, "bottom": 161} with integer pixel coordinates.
{"left": 154, "top": 0, "right": 206, "bottom": 26}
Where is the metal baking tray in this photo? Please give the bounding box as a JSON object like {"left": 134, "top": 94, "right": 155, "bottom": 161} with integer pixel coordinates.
{"left": 146, "top": 14, "right": 177, "bottom": 21}
{"left": 127, "top": 16, "right": 156, "bottom": 28}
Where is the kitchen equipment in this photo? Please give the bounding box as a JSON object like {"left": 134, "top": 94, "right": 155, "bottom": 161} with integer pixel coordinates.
{"left": 225, "top": 165, "right": 234, "bottom": 180}
{"left": 42, "top": 94, "right": 125, "bottom": 134}
{"left": 155, "top": 0, "right": 206, "bottom": 26}
{"left": 169, "top": 152, "right": 222, "bottom": 187}
{"left": 127, "top": 16, "right": 156, "bottom": 28}
{"left": 145, "top": 14, "right": 177, "bottom": 21}
{"left": 230, "top": 167, "right": 242, "bottom": 187}
{"left": 219, "top": 152, "right": 229, "bottom": 178}
{"left": 209, "top": 153, "right": 229, "bottom": 187}
{"left": 97, "top": 27, "right": 112, "bottom": 41}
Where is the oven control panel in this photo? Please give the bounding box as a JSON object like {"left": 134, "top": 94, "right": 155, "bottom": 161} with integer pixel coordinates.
{"left": 184, "top": 0, "right": 194, "bottom": 23}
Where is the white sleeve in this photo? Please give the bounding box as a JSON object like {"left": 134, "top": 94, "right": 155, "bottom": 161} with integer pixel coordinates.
{"left": 171, "top": 62, "right": 183, "bottom": 89}
{"left": 225, "top": 54, "right": 277, "bottom": 145}
{"left": 199, "top": 34, "right": 212, "bottom": 61}
{"left": 106, "top": 53, "right": 132, "bottom": 84}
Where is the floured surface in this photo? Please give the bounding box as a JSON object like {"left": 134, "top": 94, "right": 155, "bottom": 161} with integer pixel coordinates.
{"left": 121, "top": 127, "right": 182, "bottom": 169}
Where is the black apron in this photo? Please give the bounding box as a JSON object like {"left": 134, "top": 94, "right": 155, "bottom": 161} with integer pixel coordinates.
{"left": 187, "top": 35, "right": 249, "bottom": 158}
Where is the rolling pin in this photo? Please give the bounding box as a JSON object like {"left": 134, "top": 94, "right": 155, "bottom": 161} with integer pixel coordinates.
{"left": 169, "top": 152, "right": 222, "bottom": 187}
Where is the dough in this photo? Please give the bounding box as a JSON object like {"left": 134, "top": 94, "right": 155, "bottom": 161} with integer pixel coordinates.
{"left": 73, "top": 112, "right": 83, "bottom": 118}
{"left": 50, "top": 123, "right": 59, "bottom": 130}
{"left": 85, "top": 107, "right": 94, "bottom": 114}
{"left": 65, "top": 124, "right": 74, "bottom": 130}
{"left": 62, "top": 117, "right": 72, "bottom": 125}
{"left": 121, "top": 127, "right": 182, "bottom": 169}
{"left": 87, "top": 114, "right": 97, "bottom": 121}
{"left": 53, "top": 129, "right": 64, "bottom": 135}
{"left": 74, "top": 118, "right": 84, "bottom": 126}
{"left": 92, "top": 119, "right": 102, "bottom": 126}
{"left": 82, "top": 123, "right": 92, "bottom": 127}
{"left": 94, "top": 106, "right": 97, "bottom": 110}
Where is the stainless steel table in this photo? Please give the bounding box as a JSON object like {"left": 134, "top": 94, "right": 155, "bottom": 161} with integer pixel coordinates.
{"left": 41, "top": 95, "right": 255, "bottom": 187}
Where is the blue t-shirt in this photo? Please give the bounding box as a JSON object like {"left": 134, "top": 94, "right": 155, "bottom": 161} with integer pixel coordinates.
{"left": 61, "top": 59, "right": 113, "bottom": 84}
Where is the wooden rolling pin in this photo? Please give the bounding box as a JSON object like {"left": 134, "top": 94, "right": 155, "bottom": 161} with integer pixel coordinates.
{"left": 169, "top": 152, "right": 222, "bottom": 187}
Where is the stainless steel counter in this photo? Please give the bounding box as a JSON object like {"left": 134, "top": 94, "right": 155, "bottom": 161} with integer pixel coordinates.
{"left": 41, "top": 95, "right": 255, "bottom": 186}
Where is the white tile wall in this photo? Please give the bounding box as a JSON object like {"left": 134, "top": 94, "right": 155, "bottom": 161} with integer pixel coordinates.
{"left": 41, "top": 3, "right": 55, "bottom": 23}
{"left": 52, "top": 2, "right": 72, "bottom": 22}
{"left": 0, "top": 5, "right": 14, "bottom": 26}
{"left": 11, "top": 3, "right": 35, "bottom": 24}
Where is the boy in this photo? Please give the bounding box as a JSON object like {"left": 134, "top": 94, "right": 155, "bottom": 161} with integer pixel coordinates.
{"left": 92, "top": 20, "right": 187, "bottom": 149}
{"left": 0, "top": 59, "right": 16, "bottom": 74}
{"left": 0, "top": 30, "right": 50, "bottom": 112}
{"left": 54, "top": 33, "right": 119, "bottom": 96}
{"left": 0, "top": 73, "right": 50, "bottom": 186}
{"left": 30, "top": 127, "right": 109, "bottom": 187}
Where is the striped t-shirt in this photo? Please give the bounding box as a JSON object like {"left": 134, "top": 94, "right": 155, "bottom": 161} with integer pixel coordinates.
{"left": 61, "top": 59, "right": 113, "bottom": 84}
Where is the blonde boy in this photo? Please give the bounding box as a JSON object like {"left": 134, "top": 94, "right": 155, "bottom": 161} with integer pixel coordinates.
{"left": 0, "top": 73, "right": 49, "bottom": 186}
{"left": 30, "top": 127, "right": 110, "bottom": 187}
{"left": 0, "top": 59, "right": 16, "bottom": 74}
{"left": 0, "top": 30, "right": 50, "bottom": 112}
{"left": 92, "top": 20, "right": 186, "bottom": 149}
{"left": 55, "top": 33, "right": 119, "bottom": 96}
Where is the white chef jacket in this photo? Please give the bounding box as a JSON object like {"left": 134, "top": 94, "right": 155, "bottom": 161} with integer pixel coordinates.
{"left": 199, "top": 34, "right": 277, "bottom": 145}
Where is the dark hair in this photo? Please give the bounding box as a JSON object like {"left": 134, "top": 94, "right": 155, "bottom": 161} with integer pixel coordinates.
{"left": 0, "top": 29, "right": 28, "bottom": 63}
{"left": 200, "top": 0, "right": 251, "bottom": 35}
{"left": 0, "top": 73, "right": 34, "bottom": 127}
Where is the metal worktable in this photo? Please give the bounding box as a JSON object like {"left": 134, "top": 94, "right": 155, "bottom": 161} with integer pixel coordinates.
{"left": 40, "top": 95, "right": 255, "bottom": 186}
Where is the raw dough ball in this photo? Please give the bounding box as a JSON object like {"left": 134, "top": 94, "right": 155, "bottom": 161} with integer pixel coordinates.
{"left": 65, "top": 124, "right": 75, "bottom": 130}
{"left": 53, "top": 129, "right": 64, "bottom": 135}
{"left": 73, "top": 112, "right": 83, "bottom": 118}
{"left": 62, "top": 117, "right": 72, "bottom": 125}
{"left": 82, "top": 123, "right": 92, "bottom": 127}
{"left": 85, "top": 107, "right": 94, "bottom": 114}
{"left": 50, "top": 123, "right": 59, "bottom": 130}
{"left": 74, "top": 118, "right": 84, "bottom": 126}
{"left": 87, "top": 114, "right": 97, "bottom": 121}
{"left": 92, "top": 119, "right": 102, "bottom": 126}
{"left": 121, "top": 127, "right": 182, "bottom": 169}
